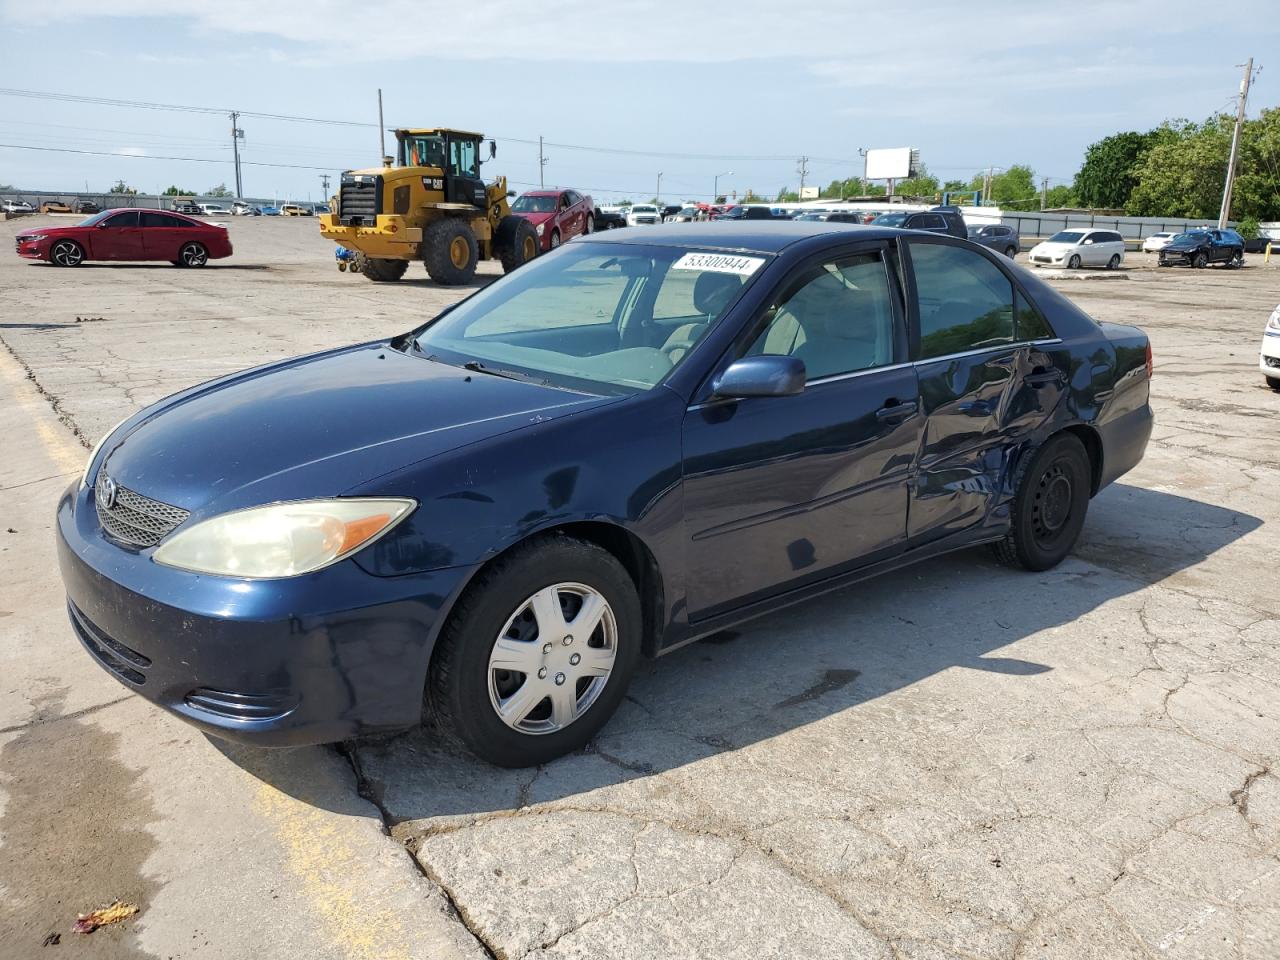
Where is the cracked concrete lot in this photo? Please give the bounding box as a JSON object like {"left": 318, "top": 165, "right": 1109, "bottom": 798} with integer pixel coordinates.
{"left": 1, "top": 215, "right": 1278, "bottom": 959}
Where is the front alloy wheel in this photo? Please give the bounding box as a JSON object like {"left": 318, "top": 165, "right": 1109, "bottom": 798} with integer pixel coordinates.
{"left": 50, "top": 240, "right": 84, "bottom": 267}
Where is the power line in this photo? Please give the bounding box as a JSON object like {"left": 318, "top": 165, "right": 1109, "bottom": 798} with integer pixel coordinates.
{"left": 0, "top": 142, "right": 339, "bottom": 172}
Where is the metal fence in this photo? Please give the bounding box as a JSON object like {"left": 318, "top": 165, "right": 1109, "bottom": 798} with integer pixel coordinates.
{"left": 1, "top": 190, "right": 302, "bottom": 211}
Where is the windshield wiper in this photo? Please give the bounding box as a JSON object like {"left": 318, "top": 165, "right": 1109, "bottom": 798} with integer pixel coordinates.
{"left": 462, "top": 359, "right": 542, "bottom": 384}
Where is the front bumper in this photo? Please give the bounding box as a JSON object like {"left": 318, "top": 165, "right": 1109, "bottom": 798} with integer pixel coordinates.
{"left": 319, "top": 213, "right": 422, "bottom": 259}
{"left": 1262, "top": 329, "right": 1280, "bottom": 377}
{"left": 14, "top": 238, "right": 48, "bottom": 260}
{"left": 57, "top": 483, "right": 475, "bottom": 746}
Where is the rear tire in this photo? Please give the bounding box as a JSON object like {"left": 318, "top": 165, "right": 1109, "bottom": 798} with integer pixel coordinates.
{"left": 991, "top": 433, "right": 1091, "bottom": 572}
{"left": 178, "top": 242, "right": 208, "bottom": 267}
{"left": 495, "top": 215, "right": 539, "bottom": 274}
{"left": 423, "top": 218, "right": 479, "bottom": 285}
{"left": 362, "top": 257, "right": 408, "bottom": 282}
{"left": 427, "top": 535, "right": 641, "bottom": 767}
{"left": 1107, "top": 253, "right": 1121, "bottom": 269}
{"left": 1004, "top": 246, "right": 1018, "bottom": 258}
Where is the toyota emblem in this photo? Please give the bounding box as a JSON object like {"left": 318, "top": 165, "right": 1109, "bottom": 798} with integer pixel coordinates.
{"left": 100, "top": 475, "right": 118, "bottom": 510}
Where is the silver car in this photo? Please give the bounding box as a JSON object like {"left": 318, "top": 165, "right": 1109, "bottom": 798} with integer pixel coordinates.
{"left": 1028, "top": 229, "right": 1126, "bottom": 269}
{"left": 967, "top": 223, "right": 1021, "bottom": 258}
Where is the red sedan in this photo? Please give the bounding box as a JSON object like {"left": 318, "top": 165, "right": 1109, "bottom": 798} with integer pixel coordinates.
{"left": 14, "top": 208, "right": 233, "bottom": 267}
{"left": 509, "top": 190, "right": 595, "bottom": 251}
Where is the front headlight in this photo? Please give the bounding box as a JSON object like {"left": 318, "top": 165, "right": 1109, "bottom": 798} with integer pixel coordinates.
{"left": 1267, "top": 307, "right": 1280, "bottom": 331}
{"left": 21, "top": 233, "right": 48, "bottom": 242}
{"left": 80, "top": 414, "right": 134, "bottom": 489}
{"left": 152, "top": 497, "right": 415, "bottom": 579}
{"left": 535, "top": 223, "right": 545, "bottom": 236}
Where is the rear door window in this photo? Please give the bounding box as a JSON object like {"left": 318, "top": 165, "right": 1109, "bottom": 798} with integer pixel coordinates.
{"left": 909, "top": 241, "right": 1015, "bottom": 359}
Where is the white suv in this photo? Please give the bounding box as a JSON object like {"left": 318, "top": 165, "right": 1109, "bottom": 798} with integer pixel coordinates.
{"left": 198, "top": 203, "right": 231, "bottom": 216}
{"left": 627, "top": 204, "right": 660, "bottom": 226}
{"left": 1029, "top": 229, "right": 1126, "bottom": 269}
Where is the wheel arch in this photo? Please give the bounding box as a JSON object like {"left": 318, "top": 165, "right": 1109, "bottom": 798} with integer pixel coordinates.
{"left": 442, "top": 519, "right": 667, "bottom": 661}
{"left": 1059, "top": 423, "right": 1103, "bottom": 496}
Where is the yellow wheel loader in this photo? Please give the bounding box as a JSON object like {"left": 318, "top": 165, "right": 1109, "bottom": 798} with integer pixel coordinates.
{"left": 319, "top": 128, "right": 539, "bottom": 285}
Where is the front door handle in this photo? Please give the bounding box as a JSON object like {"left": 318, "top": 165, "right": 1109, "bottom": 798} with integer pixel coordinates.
{"left": 876, "top": 400, "right": 918, "bottom": 422}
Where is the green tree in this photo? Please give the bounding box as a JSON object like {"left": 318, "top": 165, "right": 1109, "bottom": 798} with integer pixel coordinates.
{"left": 1073, "top": 129, "right": 1174, "bottom": 209}
{"left": 1126, "top": 117, "right": 1231, "bottom": 218}
{"left": 1044, "top": 184, "right": 1078, "bottom": 208}
{"left": 1229, "top": 106, "right": 1280, "bottom": 221}
{"left": 108, "top": 180, "right": 137, "bottom": 195}
{"left": 892, "top": 163, "right": 940, "bottom": 199}
{"left": 989, "top": 165, "right": 1037, "bottom": 205}
{"left": 207, "top": 183, "right": 233, "bottom": 198}
{"left": 162, "top": 185, "right": 195, "bottom": 196}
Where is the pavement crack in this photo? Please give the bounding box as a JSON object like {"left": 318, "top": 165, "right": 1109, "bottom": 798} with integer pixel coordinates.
{"left": 338, "top": 743, "right": 501, "bottom": 960}
{"left": 0, "top": 694, "right": 132, "bottom": 735}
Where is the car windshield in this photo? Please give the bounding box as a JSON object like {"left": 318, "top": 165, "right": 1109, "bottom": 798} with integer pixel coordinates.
{"left": 679, "top": 207, "right": 697, "bottom": 216}
{"left": 632, "top": 205, "right": 657, "bottom": 213}
{"left": 871, "top": 213, "right": 907, "bottom": 226}
{"left": 1048, "top": 231, "right": 1085, "bottom": 243}
{"left": 411, "top": 241, "right": 766, "bottom": 395}
{"left": 77, "top": 210, "right": 115, "bottom": 227}
{"left": 512, "top": 195, "right": 556, "bottom": 213}
{"left": 1174, "top": 232, "right": 1208, "bottom": 242}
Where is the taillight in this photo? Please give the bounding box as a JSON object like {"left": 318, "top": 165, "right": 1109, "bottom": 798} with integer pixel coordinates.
{"left": 1145, "top": 342, "right": 1153, "bottom": 378}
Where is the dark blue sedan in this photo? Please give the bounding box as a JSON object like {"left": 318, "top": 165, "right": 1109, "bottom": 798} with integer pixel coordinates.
{"left": 58, "top": 223, "right": 1154, "bottom": 766}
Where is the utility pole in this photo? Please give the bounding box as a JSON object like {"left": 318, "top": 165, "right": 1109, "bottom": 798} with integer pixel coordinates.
{"left": 1218, "top": 57, "right": 1253, "bottom": 228}
{"left": 656, "top": 172, "right": 663, "bottom": 205}
{"left": 377, "top": 89, "right": 387, "bottom": 160}
{"left": 1041, "top": 177, "right": 1049, "bottom": 211}
{"left": 714, "top": 170, "right": 732, "bottom": 202}
{"left": 796, "top": 156, "right": 809, "bottom": 197}
{"left": 319, "top": 173, "right": 330, "bottom": 201}
{"left": 538, "top": 136, "right": 547, "bottom": 188}
{"left": 229, "top": 111, "right": 244, "bottom": 199}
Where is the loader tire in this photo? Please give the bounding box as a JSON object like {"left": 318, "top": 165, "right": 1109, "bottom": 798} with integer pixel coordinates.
{"left": 496, "top": 215, "right": 540, "bottom": 274}
{"left": 362, "top": 257, "right": 409, "bottom": 282}
{"left": 424, "top": 218, "right": 479, "bottom": 285}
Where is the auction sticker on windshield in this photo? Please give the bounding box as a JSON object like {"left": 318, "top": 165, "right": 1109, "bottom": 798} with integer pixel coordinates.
{"left": 671, "top": 252, "right": 765, "bottom": 276}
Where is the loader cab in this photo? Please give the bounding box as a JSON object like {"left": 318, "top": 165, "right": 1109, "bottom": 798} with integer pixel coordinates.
{"left": 396, "top": 128, "right": 488, "bottom": 209}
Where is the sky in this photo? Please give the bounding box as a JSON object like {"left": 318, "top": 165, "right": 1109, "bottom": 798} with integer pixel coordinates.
{"left": 0, "top": 1, "right": 1275, "bottom": 205}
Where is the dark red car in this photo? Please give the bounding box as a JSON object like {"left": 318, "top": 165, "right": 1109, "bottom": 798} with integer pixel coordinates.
{"left": 509, "top": 190, "right": 594, "bottom": 251}
{"left": 14, "top": 208, "right": 233, "bottom": 268}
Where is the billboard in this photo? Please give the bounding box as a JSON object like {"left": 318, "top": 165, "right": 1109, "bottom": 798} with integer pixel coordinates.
{"left": 864, "top": 147, "right": 917, "bottom": 181}
{"left": 799, "top": 186, "right": 819, "bottom": 200}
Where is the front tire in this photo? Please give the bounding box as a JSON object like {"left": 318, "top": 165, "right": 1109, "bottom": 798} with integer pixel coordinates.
{"left": 178, "top": 242, "right": 208, "bottom": 267}
{"left": 1067, "top": 254, "right": 1081, "bottom": 269}
{"left": 50, "top": 239, "right": 84, "bottom": 267}
{"left": 991, "top": 433, "right": 1091, "bottom": 572}
{"left": 423, "top": 218, "right": 478, "bottom": 285}
{"left": 427, "top": 535, "right": 641, "bottom": 767}
{"left": 549, "top": 228, "right": 561, "bottom": 250}
{"left": 1193, "top": 251, "right": 1208, "bottom": 268}
{"left": 584, "top": 214, "right": 594, "bottom": 235}
{"left": 1267, "top": 376, "right": 1280, "bottom": 391}
{"left": 362, "top": 257, "right": 408, "bottom": 282}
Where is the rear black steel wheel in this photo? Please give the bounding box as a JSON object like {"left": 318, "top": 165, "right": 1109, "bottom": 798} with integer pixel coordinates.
{"left": 992, "top": 433, "right": 1091, "bottom": 571}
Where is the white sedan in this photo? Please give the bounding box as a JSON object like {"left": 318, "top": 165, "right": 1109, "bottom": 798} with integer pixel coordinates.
{"left": 1262, "top": 303, "right": 1280, "bottom": 390}
{"left": 1142, "top": 232, "right": 1177, "bottom": 253}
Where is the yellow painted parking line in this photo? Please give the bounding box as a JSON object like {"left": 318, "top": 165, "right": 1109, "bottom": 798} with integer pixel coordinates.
{"left": 0, "top": 347, "right": 84, "bottom": 475}
{"left": 255, "top": 784, "right": 416, "bottom": 960}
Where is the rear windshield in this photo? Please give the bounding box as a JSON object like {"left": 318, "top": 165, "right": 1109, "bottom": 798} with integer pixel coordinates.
{"left": 1048, "top": 231, "right": 1084, "bottom": 243}
{"left": 872, "top": 213, "right": 907, "bottom": 227}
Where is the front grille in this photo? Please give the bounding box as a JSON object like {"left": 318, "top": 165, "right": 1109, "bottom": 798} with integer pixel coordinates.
{"left": 69, "top": 602, "right": 150, "bottom": 685}
{"left": 96, "top": 471, "right": 190, "bottom": 547}
{"left": 338, "top": 174, "right": 382, "bottom": 226}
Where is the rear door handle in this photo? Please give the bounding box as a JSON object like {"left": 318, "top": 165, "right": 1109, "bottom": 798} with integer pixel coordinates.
{"left": 1024, "top": 367, "right": 1063, "bottom": 387}
{"left": 876, "top": 400, "right": 918, "bottom": 422}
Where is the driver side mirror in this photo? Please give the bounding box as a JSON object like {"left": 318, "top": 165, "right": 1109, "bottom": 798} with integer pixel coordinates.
{"left": 488, "top": 140, "right": 497, "bottom": 160}
{"left": 507, "top": 190, "right": 516, "bottom": 198}
{"left": 1083, "top": 238, "right": 1094, "bottom": 244}
{"left": 711, "top": 356, "right": 806, "bottom": 400}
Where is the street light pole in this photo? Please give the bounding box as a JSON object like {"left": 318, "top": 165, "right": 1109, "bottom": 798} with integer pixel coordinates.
{"left": 656, "top": 172, "right": 663, "bottom": 205}
{"left": 714, "top": 170, "right": 733, "bottom": 202}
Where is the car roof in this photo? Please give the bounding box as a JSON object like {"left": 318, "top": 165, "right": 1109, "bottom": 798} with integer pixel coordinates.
{"left": 580, "top": 221, "right": 900, "bottom": 254}
{"left": 520, "top": 190, "right": 563, "bottom": 197}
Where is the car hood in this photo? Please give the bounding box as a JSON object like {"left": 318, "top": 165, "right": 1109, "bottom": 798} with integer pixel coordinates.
{"left": 99, "top": 344, "right": 612, "bottom": 515}
{"left": 514, "top": 211, "right": 555, "bottom": 225}
{"left": 17, "top": 224, "right": 86, "bottom": 238}
{"left": 1031, "top": 241, "right": 1076, "bottom": 252}
{"left": 1163, "top": 237, "right": 1203, "bottom": 249}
